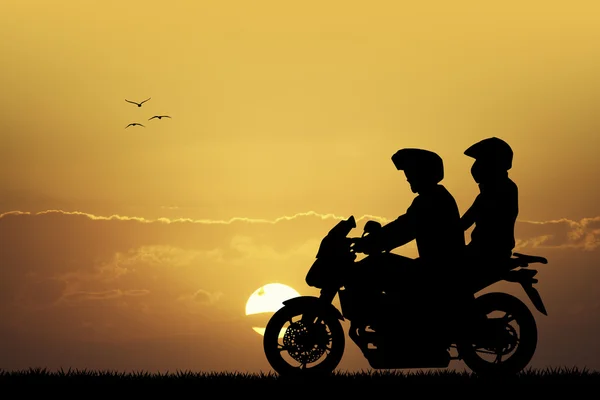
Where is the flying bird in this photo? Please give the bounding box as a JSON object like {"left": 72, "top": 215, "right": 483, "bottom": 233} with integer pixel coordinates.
{"left": 125, "top": 97, "right": 151, "bottom": 107}
{"left": 125, "top": 123, "right": 145, "bottom": 128}
{"left": 148, "top": 115, "right": 171, "bottom": 120}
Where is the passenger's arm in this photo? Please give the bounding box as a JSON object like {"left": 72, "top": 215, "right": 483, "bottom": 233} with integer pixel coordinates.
{"left": 460, "top": 196, "right": 480, "bottom": 231}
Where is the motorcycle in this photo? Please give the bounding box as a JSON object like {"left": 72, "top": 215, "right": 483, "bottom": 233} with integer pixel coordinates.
{"left": 262, "top": 215, "right": 549, "bottom": 377}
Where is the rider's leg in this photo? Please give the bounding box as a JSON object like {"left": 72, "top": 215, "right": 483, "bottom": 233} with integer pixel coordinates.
{"left": 347, "top": 252, "right": 415, "bottom": 296}
{"left": 378, "top": 253, "right": 418, "bottom": 295}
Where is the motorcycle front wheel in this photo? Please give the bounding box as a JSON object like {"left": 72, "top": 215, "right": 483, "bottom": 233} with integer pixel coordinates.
{"left": 457, "top": 292, "right": 538, "bottom": 378}
{"left": 263, "top": 302, "right": 345, "bottom": 377}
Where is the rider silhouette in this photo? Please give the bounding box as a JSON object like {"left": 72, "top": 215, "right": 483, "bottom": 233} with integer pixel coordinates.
{"left": 348, "top": 148, "right": 467, "bottom": 333}
{"left": 460, "top": 137, "right": 518, "bottom": 288}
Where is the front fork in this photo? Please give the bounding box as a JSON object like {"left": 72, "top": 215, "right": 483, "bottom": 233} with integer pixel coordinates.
{"left": 300, "top": 288, "right": 338, "bottom": 325}
{"left": 292, "top": 288, "right": 339, "bottom": 349}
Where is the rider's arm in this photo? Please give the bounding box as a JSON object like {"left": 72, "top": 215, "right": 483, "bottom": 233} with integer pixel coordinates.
{"left": 368, "top": 200, "right": 418, "bottom": 253}
{"left": 379, "top": 213, "right": 417, "bottom": 251}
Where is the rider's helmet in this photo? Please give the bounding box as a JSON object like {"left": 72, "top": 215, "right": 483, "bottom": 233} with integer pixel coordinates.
{"left": 464, "top": 137, "right": 513, "bottom": 171}
{"left": 391, "top": 148, "right": 444, "bottom": 188}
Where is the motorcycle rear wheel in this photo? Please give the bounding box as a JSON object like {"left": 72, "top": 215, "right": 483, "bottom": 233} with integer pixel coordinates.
{"left": 263, "top": 302, "right": 345, "bottom": 378}
{"left": 457, "top": 292, "right": 538, "bottom": 378}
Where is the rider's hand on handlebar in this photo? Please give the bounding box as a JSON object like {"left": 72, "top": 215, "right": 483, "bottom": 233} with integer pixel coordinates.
{"left": 351, "top": 235, "right": 386, "bottom": 255}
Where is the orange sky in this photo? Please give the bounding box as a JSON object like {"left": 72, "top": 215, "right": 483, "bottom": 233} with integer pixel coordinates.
{"left": 1, "top": 0, "right": 600, "bottom": 373}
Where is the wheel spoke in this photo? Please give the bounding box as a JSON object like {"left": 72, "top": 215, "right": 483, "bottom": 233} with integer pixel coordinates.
{"left": 475, "top": 348, "right": 496, "bottom": 355}
{"left": 494, "top": 353, "right": 503, "bottom": 363}
{"left": 502, "top": 312, "right": 515, "bottom": 323}
{"left": 263, "top": 305, "right": 345, "bottom": 374}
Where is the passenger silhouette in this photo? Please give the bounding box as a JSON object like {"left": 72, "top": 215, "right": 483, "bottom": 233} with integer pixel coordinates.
{"left": 347, "top": 148, "right": 467, "bottom": 350}
{"left": 460, "top": 137, "right": 519, "bottom": 290}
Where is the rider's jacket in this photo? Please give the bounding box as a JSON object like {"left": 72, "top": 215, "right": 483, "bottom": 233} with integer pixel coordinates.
{"left": 377, "top": 183, "right": 466, "bottom": 271}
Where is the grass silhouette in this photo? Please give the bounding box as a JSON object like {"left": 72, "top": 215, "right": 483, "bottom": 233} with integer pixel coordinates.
{"left": 1, "top": 366, "right": 598, "bottom": 385}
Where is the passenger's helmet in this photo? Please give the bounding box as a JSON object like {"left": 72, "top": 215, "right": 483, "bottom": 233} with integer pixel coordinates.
{"left": 391, "top": 148, "right": 444, "bottom": 185}
{"left": 464, "top": 137, "right": 513, "bottom": 171}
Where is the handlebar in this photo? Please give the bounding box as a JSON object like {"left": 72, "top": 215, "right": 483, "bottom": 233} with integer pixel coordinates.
{"left": 348, "top": 236, "right": 384, "bottom": 255}
{"left": 319, "top": 216, "right": 385, "bottom": 256}
{"left": 348, "top": 237, "right": 361, "bottom": 252}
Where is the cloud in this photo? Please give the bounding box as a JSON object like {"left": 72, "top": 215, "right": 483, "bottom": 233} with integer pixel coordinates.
{"left": 515, "top": 216, "right": 600, "bottom": 251}
{"left": 1, "top": 209, "right": 599, "bottom": 308}
{"left": 15, "top": 277, "right": 67, "bottom": 307}
{"left": 2, "top": 209, "right": 600, "bottom": 372}
{"left": 177, "top": 289, "right": 223, "bottom": 305}
{"left": 4, "top": 209, "right": 599, "bottom": 251}
{"left": 192, "top": 289, "right": 220, "bottom": 304}
{"left": 62, "top": 289, "right": 150, "bottom": 303}
{"left": 0, "top": 209, "right": 389, "bottom": 225}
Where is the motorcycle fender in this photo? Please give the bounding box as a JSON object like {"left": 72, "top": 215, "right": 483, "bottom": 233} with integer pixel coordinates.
{"left": 282, "top": 296, "right": 345, "bottom": 321}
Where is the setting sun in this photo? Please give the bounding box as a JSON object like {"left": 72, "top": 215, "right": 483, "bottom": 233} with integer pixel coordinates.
{"left": 245, "top": 283, "right": 301, "bottom": 336}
